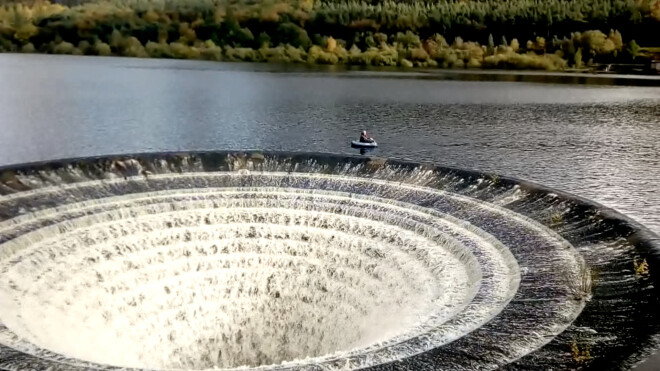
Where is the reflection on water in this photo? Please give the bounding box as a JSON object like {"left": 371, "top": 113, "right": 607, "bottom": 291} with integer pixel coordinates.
{"left": 357, "top": 148, "right": 376, "bottom": 155}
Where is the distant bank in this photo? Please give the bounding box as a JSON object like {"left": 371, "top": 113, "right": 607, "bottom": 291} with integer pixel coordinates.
{"left": 1, "top": 0, "right": 660, "bottom": 73}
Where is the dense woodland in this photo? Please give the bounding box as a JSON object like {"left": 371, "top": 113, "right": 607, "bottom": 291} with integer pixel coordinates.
{"left": 0, "top": 0, "right": 659, "bottom": 70}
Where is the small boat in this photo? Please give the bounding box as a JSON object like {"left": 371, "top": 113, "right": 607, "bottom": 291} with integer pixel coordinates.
{"left": 351, "top": 140, "right": 378, "bottom": 148}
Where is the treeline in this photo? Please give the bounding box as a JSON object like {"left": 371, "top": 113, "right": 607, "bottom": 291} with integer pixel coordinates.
{"left": 0, "top": 0, "right": 657, "bottom": 70}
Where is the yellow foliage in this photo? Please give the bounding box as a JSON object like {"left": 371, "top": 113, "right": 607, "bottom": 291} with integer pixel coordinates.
{"left": 199, "top": 40, "right": 222, "bottom": 61}
{"left": 285, "top": 44, "right": 306, "bottom": 62}
{"left": 257, "top": 8, "right": 277, "bottom": 22}
{"left": 326, "top": 36, "right": 336, "bottom": 52}
{"left": 536, "top": 37, "right": 546, "bottom": 50}
{"left": 142, "top": 9, "right": 159, "bottom": 23}
{"left": 14, "top": 23, "right": 38, "bottom": 43}
{"left": 571, "top": 30, "right": 623, "bottom": 56}
{"left": 424, "top": 37, "right": 449, "bottom": 60}
{"left": 109, "top": 29, "right": 123, "bottom": 49}
{"left": 526, "top": 37, "right": 546, "bottom": 53}
{"left": 124, "top": 36, "right": 148, "bottom": 58}
{"left": 467, "top": 58, "right": 481, "bottom": 68}
{"left": 608, "top": 30, "right": 623, "bottom": 51}
{"left": 635, "top": 258, "right": 650, "bottom": 277}
{"left": 292, "top": 9, "right": 309, "bottom": 23}
{"left": 436, "top": 49, "right": 458, "bottom": 68}
{"left": 53, "top": 41, "right": 75, "bottom": 54}
{"left": 400, "top": 58, "right": 413, "bottom": 67}
{"left": 159, "top": 12, "right": 171, "bottom": 24}
{"left": 300, "top": 0, "right": 314, "bottom": 12}
{"left": 571, "top": 341, "right": 591, "bottom": 365}
{"left": 651, "top": 0, "right": 660, "bottom": 21}
{"left": 158, "top": 29, "right": 168, "bottom": 44}
{"left": 331, "top": 45, "right": 348, "bottom": 62}
{"left": 431, "top": 34, "right": 449, "bottom": 47}
{"left": 463, "top": 42, "right": 485, "bottom": 61}
{"left": 75, "top": 18, "right": 97, "bottom": 31}
{"left": 354, "top": 44, "right": 398, "bottom": 66}
{"left": 8, "top": 4, "right": 31, "bottom": 26}
{"left": 510, "top": 39, "right": 520, "bottom": 52}
{"left": 307, "top": 45, "right": 338, "bottom": 64}
{"left": 259, "top": 45, "right": 286, "bottom": 62}
{"left": 410, "top": 47, "right": 429, "bottom": 61}
{"left": 0, "top": 0, "right": 643, "bottom": 72}
{"left": 191, "top": 19, "right": 204, "bottom": 29}
{"left": 483, "top": 52, "right": 567, "bottom": 70}
{"left": 496, "top": 45, "right": 513, "bottom": 54}
{"left": 260, "top": 3, "right": 290, "bottom": 22}
{"left": 145, "top": 41, "right": 168, "bottom": 58}
{"left": 30, "top": 2, "right": 66, "bottom": 20}
{"left": 170, "top": 42, "right": 200, "bottom": 59}
{"left": 549, "top": 212, "right": 563, "bottom": 226}
{"left": 255, "top": 44, "right": 310, "bottom": 63}
{"left": 95, "top": 41, "right": 112, "bottom": 56}
{"left": 348, "top": 19, "right": 379, "bottom": 31}
{"left": 213, "top": 7, "right": 226, "bottom": 23}
{"left": 179, "top": 22, "right": 196, "bottom": 44}
{"left": 224, "top": 47, "right": 259, "bottom": 62}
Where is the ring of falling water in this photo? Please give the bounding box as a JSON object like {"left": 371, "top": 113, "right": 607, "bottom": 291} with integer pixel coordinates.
{"left": 0, "top": 171, "right": 586, "bottom": 370}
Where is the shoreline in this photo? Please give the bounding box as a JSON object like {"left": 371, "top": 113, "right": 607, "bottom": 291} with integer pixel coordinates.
{"left": 3, "top": 52, "right": 660, "bottom": 87}
{"left": 2, "top": 0, "right": 659, "bottom": 86}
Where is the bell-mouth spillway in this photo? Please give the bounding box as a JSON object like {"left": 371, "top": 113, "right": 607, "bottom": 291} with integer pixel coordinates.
{"left": 0, "top": 151, "right": 658, "bottom": 371}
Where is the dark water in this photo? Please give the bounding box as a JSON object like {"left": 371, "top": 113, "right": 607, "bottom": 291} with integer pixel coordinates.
{"left": 1, "top": 53, "right": 660, "bottom": 368}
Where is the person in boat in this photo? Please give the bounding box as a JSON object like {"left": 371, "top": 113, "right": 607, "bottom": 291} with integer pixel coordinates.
{"left": 359, "top": 130, "right": 375, "bottom": 143}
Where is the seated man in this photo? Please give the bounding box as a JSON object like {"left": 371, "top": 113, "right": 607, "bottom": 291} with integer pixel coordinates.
{"left": 359, "top": 130, "right": 374, "bottom": 143}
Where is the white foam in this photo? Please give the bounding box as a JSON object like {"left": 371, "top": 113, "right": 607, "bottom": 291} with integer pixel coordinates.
{"left": 0, "top": 171, "right": 586, "bottom": 371}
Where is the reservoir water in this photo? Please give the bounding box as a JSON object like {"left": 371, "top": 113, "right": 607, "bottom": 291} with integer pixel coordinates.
{"left": 0, "top": 53, "right": 659, "bottom": 369}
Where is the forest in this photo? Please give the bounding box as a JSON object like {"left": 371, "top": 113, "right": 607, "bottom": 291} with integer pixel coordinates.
{"left": 0, "top": 0, "right": 659, "bottom": 70}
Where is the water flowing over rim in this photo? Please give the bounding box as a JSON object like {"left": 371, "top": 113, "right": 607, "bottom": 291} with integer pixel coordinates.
{"left": 0, "top": 149, "right": 657, "bottom": 238}
{"left": 0, "top": 150, "right": 658, "bottom": 371}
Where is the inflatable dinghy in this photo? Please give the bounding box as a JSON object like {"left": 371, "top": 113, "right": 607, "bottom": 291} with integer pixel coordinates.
{"left": 351, "top": 140, "right": 378, "bottom": 148}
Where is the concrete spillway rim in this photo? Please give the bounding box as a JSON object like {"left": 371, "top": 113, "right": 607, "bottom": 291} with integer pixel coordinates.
{"left": 0, "top": 149, "right": 659, "bottom": 370}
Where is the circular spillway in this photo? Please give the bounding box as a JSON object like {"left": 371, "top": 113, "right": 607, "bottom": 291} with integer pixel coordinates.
{"left": 0, "top": 152, "right": 658, "bottom": 371}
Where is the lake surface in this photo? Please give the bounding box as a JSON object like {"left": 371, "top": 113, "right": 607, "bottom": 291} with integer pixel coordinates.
{"left": 1, "top": 53, "right": 660, "bottom": 369}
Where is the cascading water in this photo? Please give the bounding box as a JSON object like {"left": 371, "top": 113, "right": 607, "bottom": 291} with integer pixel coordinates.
{"left": 0, "top": 151, "right": 658, "bottom": 371}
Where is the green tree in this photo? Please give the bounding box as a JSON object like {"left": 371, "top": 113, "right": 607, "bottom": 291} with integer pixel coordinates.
{"left": 275, "top": 22, "right": 311, "bottom": 49}
{"left": 574, "top": 48, "right": 583, "bottom": 68}
{"left": 626, "top": 40, "right": 641, "bottom": 60}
